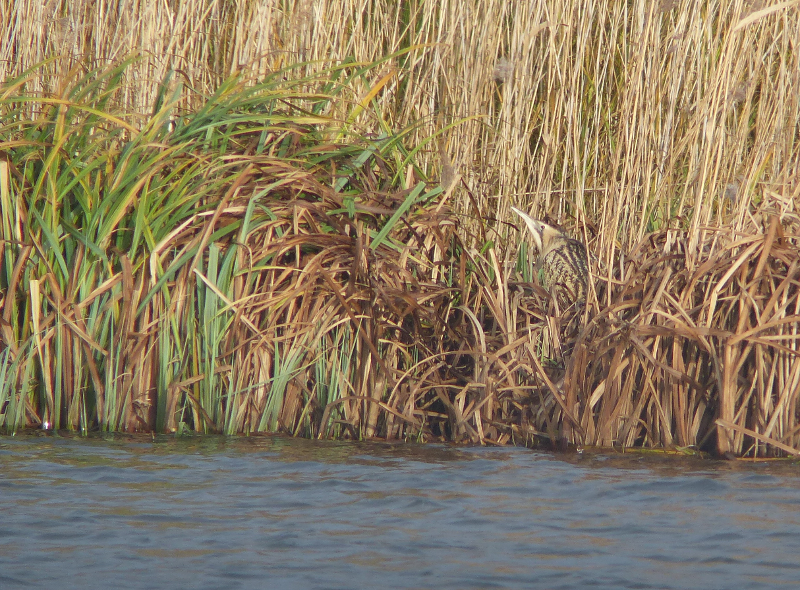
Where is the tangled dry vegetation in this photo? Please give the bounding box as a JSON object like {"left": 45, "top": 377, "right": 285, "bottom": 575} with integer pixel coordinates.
{"left": 3, "top": 88, "right": 798, "bottom": 456}
{"left": 405, "top": 194, "right": 800, "bottom": 457}
{"left": 518, "top": 206, "right": 800, "bottom": 457}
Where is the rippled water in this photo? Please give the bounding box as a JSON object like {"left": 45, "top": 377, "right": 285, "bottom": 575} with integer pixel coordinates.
{"left": 1, "top": 434, "right": 800, "bottom": 590}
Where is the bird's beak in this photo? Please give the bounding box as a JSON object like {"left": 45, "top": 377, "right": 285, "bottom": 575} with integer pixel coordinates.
{"left": 510, "top": 206, "right": 543, "bottom": 252}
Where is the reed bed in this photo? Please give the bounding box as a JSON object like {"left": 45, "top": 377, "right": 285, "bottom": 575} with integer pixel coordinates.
{"left": 4, "top": 0, "right": 799, "bottom": 244}
{"left": 0, "top": 57, "right": 461, "bottom": 438}
{"left": 486, "top": 207, "right": 800, "bottom": 456}
{"left": 1, "top": 0, "right": 800, "bottom": 455}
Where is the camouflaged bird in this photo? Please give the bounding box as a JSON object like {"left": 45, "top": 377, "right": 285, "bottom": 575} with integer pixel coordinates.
{"left": 511, "top": 207, "right": 589, "bottom": 312}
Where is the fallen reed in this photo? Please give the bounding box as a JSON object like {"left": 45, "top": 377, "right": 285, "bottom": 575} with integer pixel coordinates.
{"left": 2, "top": 1, "right": 800, "bottom": 455}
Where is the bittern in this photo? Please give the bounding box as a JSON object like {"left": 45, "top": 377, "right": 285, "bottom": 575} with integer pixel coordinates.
{"left": 511, "top": 207, "right": 589, "bottom": 310}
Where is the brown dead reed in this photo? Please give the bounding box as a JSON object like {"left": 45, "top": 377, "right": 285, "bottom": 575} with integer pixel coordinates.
{"left": 458, "top": 197, "right": 800, "bottom": 456}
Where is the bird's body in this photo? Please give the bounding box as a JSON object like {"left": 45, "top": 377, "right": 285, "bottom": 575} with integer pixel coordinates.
{"left": 511, "top": 207, "right": 589, "bottom": 310}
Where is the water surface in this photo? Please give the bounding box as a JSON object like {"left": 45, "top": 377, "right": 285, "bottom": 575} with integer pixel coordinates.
{"left": 1, "top": 434, "right": 799, "bottom": 589}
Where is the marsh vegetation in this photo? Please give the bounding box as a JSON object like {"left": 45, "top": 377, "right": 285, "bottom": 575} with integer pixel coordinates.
{"left": 1, "top": 0, "right": 799, "bottom": 456}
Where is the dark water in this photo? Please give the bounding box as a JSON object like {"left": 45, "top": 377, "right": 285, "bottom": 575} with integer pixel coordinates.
{"left": 1, "top": 435, "right": 800, "bottom": 590}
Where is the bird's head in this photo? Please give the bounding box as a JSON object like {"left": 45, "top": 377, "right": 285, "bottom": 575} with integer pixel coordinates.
{"left": 510, "top": 207, "right": 563, "bottom": 255}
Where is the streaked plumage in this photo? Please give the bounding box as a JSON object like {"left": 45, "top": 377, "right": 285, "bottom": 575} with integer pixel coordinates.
{"left": 511, "top": 207, "right": 589, "bottom": 310}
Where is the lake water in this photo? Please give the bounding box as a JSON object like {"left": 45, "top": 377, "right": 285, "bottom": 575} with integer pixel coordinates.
{"left": 1, "top": 434, "right": 799, "bottom": 589}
